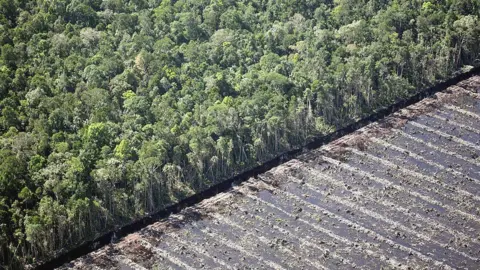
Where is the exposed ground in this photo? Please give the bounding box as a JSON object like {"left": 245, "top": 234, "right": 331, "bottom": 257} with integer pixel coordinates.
{"left": 60, "top": 75, "right": 480, "bottom": 270}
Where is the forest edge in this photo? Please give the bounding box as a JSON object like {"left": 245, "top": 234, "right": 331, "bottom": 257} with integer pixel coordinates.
{"left": 32, "top": 65, "right": 480, "bottom": 270}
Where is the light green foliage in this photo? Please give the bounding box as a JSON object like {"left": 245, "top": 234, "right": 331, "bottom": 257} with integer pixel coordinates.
{"left": 85, "top": 123, "right": 108, "bottom": 146}
{"left": 114, "top": 139, "right": 132, "bottom": 159}
{"left": 122, "top": 90, "right": 136, "bottom": 100}
{"left": 0, "top": 0, "right": 479, "bottom": 267}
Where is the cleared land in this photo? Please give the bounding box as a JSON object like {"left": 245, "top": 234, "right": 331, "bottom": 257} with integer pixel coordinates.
{"left": 60, "top": 76, "right": 480, "bottom": 269}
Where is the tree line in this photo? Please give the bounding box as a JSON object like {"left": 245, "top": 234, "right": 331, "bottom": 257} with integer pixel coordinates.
{"left": 0, "top": 0, "right": 479, "bottom": 267}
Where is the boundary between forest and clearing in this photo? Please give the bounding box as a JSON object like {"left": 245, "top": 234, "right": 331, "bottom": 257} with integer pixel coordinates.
{"left": 33, "top": 65, "right": 480, "bottom": 270}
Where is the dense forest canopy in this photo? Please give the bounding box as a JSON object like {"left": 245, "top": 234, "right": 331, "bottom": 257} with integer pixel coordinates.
{"left": 0, "top": 0, "right": 479, "bottom": 267}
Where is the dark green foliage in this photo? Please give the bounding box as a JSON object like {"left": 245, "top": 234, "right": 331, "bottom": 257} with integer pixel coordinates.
{"left": 0, "top": 0, "right": 479, "bottom": 267}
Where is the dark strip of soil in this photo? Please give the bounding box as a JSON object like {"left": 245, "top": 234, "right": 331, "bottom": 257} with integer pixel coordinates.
{"left": 34, "top": 66, "right": 480, "bottom": 270}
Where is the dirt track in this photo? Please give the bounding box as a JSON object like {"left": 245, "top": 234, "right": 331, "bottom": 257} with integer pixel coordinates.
{"left": 60, "top": 75, "right": 480, "bottom": 269}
